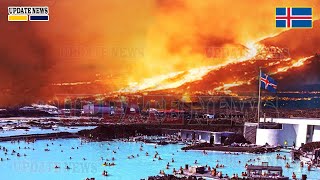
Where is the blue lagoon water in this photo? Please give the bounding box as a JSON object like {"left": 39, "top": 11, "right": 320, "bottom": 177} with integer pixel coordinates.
{"left": 0, "top": 139, "right": 319, "bottom": 180}
{"left": 0, "top": 126, "right": 97, "bottom": 137}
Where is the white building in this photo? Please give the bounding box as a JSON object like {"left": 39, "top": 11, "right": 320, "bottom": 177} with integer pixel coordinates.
{"left": 162, "top": 129, "right": 234, "bottom": 144}
{"left": 255, "top": 118, "right": 320, "bottom": 148}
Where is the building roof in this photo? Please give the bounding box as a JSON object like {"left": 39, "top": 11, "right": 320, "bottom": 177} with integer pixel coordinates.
{"left": 260, "top": 118, "right": 320, "bottom": 126}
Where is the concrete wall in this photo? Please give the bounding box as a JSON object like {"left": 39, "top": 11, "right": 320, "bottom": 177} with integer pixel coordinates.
{"left": 244, "top": 123, "right": 258, "bottom": 144}
{"left": 256, "top": 124, "right": 300, "bottom": 147}
{"left": 178, "top": 131, "right": 211, "bottom": 143}
{"left": 256, "top": 118, "right": 320, "bottom": 147}
{"left": 295, "top": 124, "right": 307, "bottom": 147}
{"left": 213, "top": 133, "right": 222, "bottom": 144}
{"left": 312, "top": 126, "right": 320, "bottom": 142}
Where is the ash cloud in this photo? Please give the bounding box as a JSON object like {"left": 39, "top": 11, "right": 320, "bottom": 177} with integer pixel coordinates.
{"left": 0, "top": 22, "right": 55, "bottom": 106}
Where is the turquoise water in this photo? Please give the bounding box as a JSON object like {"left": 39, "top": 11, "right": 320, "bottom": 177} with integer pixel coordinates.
{"left": 0, "top": 139, "right": 319, "bottom": 180}
{"left": 0, "top": 126, "right": 97, "bottom": 137}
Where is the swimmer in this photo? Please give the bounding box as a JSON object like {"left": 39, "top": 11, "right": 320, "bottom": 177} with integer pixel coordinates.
{"left": 308, "top": 164, "right": 311, "bottom": 171}
{"left": 300, "top": 161, "right": 304, "bottom": 167}
{"left": 102, "top": 170, "right": 108, "bottom": 176}
{"left": 54, "top": 165, "right": 60, "bottom": 169}
{"left": 292, "top": 172, "right": 297, "bottom": 179}
{"left": 285, "top": 162, "right": 290, "bottom": 168}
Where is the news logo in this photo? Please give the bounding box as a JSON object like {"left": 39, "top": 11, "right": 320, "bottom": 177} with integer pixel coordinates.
{"left": 8, "top": 6, "right": 49, "bottom": 22}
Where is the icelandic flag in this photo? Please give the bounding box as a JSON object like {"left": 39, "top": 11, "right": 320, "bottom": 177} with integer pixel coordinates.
{"left": 260, "top": 73, "right": 277, "bottom": 93}
{"left": 276, "top": 7, "right": 312, "bottom": 28}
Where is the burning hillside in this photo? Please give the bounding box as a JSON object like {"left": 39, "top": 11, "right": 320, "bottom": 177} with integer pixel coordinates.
{"left": 119, "top": 20, "right": 320, "bottom": 96}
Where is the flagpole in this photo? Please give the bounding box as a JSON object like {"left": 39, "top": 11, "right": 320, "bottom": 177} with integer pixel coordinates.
{"left": 257, "top": 68, "right": 261, "bottom": 124}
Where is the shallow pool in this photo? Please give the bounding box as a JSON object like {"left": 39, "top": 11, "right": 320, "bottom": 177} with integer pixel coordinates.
{"left": 0, "top": 139, "right": 319, "bottom": 180}
{"left": 0, "top": 126, "right": 97, "bottom": 137}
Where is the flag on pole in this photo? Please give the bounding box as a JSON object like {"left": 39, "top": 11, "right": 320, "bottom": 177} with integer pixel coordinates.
{"left": 260, "top": 73, "right": 277, "bottom": 93}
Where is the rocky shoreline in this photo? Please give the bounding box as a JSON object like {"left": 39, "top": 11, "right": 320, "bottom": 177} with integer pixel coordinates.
{"left": 0, "top": 132, "right": 78, "bottom": 142}
{"left": 181, "top": 143, "right": 279, "bottom": 153}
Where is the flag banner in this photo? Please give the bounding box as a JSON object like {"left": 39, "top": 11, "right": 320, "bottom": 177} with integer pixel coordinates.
{"left": 261, "top": 73, "right": 277, "bottom": 93}
{"left": 276, "top": 7, "right": 312, "bottom": 28}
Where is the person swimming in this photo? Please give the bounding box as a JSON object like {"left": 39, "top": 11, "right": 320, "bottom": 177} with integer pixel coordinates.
{"left": 285, "top": 162, "right": 290, "bottom": 168}
{"left": 66, "top": 166, "right": 71, "bottom": 169}
{"left": 300, "top": 161, "right": 304, "bottom": 167}
{"left": 173, "top": 168, "right": 176, "bottom": 174}
{"left": 54, "top": 165, "right": 60, "bottom": 169}
{"left": 102, "top": 170, "right": 108, "bottom": 176}
{"left": 292, "top": 172, "right": 297, "bottom": 179}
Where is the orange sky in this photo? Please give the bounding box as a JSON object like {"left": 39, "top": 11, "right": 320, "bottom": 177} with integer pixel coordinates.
{"left": 0, "top": 0, "right": 319, "bottom": 105}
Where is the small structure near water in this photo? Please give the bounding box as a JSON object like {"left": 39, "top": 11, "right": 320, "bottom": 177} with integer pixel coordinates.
{"left": 246, "top": 162, "right": 289, "bottom": 180}
{"left": 162, "top": 129, "right": 234, "bottom": 145}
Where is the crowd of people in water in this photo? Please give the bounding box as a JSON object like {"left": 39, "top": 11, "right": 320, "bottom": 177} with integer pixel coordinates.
{"left": 0, "top": 137, "right": 316, "bottom": 180}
